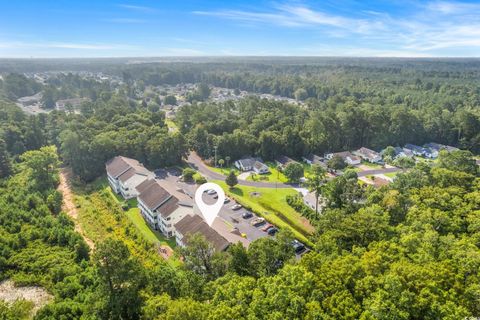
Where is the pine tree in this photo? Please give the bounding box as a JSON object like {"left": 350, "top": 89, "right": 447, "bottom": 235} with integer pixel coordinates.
{"left": 225, "top": 171, "right": 238, "bottom": 188}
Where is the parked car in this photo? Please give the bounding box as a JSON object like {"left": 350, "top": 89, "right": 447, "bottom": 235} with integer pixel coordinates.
{"left": 251, "top": 217, "right": 266, "bottom": 227}
{"left": 291, "top": 240, "right": 306, "bottom": 254}
{"left": 224, "top": 198, "right": 230, "bottom": 204}
{"left": 213, "top": 194, "right": 218, "bottom": 199}
{"left": 231, "top": 204, "right": 242, "bottom": 210}
{"left": 261, "top": 224, "right": 274, "bottom": 232}
{"left": 242, "top": 211, "right": 253, "bottom": 219}
{"left": 207, "top": 189, "right": 217, "bottom": 195}
{"left": 267, "top": 227, "right": 278, "bottom": 236}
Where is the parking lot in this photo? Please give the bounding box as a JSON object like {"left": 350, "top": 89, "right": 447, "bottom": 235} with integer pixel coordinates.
{"left": 201, "top": 191, "right": 268, "bottom": 244}
{"left": 155, "top": 168, "right": 308, "bottom": 254}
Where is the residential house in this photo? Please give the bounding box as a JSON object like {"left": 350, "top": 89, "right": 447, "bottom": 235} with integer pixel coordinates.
{"left": 353, "top": 147, "right": 382, "bottom": 163}
{"left": 106, "top": 156, "right": 153, "bottom": 199}
{"left": 234, "top": 157, "right": 269, "bottom": 174}
{"left": 476, "top": 159, "right": 480, "bottom": 167}
{"left": 391, "top": 147, "right": 414, "bottom": 158}
{"left": 302, "top": 154, "right": 328, "bottom": 169}
{"left": 275, "top": 155, "right": 298, "bottom": 169}
{"left": 325, "top": 151, "right": 361, "bottom": 166}
{"left": 424, "top": 143, "right": 459, "bottom": 159}
{"left": 404, "top": 144, "right": 427, "bottom": 157}
{"left": 174, "top": 214, "right": 230, "bottom": 251}
{"left": 136, "top": 179, "right": 192, "bottom": 238}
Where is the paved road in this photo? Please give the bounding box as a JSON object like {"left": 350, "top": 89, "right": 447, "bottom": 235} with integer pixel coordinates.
{"left": 187, "top": 152, "right": 295, "bottom": 189}
{"left": 187, "top": 152, "right": 402, "bottom": 186}
{"left": 356, "top": 167, "right": 402, "bottom": 177}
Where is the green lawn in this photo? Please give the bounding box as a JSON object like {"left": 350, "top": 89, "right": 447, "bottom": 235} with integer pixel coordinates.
{"left": 207, "top": 164, "right": 240, "bottom": 176}
{"left": 384, "top": 172, "right": 398, "bottom": 178}
{"left": 360, "top": 161, "right": 383, "bottom": 169}
{"left": 125, "top": 208, "right": 177, "bottom": 248}
{"left": 246, "top": 164, "right": 288, "bottom": 183}
{"left": 213, "top": 180, "right": 314, "bottom": 246}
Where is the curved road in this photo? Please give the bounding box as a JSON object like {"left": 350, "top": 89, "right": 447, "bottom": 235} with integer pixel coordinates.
{"left": 187, "top": 152, "right": 402, "bottom": 188}
{"left": 187, "top": 152, "right": 294, "bottom": 188}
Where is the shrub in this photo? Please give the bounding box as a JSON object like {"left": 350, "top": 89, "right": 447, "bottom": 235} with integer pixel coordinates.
{"left": 194, "top": 175, "right": 207, "bottom": 184}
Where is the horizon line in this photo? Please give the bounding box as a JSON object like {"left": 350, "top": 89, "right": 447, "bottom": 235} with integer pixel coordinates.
{"left": 1, "top": 55, "right": 480, "bottom": 60}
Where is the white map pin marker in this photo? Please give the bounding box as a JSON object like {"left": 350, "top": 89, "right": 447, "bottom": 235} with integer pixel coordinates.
{"left": 195, "top": 182, "right": 225, "bottom": 226}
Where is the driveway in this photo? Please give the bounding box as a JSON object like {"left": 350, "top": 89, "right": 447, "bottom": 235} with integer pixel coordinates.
{"left": 187, "top": 152, "right": 294, "bottom": 189}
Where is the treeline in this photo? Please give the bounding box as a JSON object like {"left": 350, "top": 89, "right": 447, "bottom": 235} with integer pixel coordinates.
{"left": 0, "top": 73, "right": 41, "bottom": 100}
{"left": 42, "top": 73, "right": 116, "bottom": 108}
{"left": 0, "top": 97, "right": 186, "bottom": 181}
{"left": 177, "top": 96, "right": 480, "bottom": 162}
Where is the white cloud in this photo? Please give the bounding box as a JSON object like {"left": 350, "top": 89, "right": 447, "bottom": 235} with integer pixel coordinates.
{"left": 425, "top": 1, "right": 480, "bottom": 14}
{"left": 193, "top": 1, "right": 480, "bottom": 55}
{"left": 194, "top": 4, "right": 378, "bottom": 32}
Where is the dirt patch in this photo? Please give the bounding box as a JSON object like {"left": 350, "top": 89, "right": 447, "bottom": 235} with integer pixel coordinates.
{"left": 249, "top": 191, "right": 262, "bottom": 198}
{"left": 0, "top": 280, "right": 53, "bottom": 315}
{"left": 158, "top": 245, "right": 174, "bottom": 260}
{"left": 58, "top": 168, "right": 95, "bottom": 250}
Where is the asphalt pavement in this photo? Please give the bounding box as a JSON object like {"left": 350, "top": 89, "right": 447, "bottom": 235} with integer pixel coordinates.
{"left": 187, "top": 152, "right": 295, "bottom": 188}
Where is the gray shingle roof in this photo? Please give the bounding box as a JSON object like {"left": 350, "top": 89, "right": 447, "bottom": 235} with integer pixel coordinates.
{"left": 138, "top": 180, "right": 173, "bottom": 211}
{"left": 175, "top": 214, "right": 230, "bottom": 251}
{"left": 106, "top": 156, "right": 151, "bottom": 182}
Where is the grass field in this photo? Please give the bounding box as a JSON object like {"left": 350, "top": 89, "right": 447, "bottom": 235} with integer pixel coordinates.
{"left": 213, "top": 180, "right": 314, "bottom": 246}
{"left": 73, "top": 177, "right": 179, "bottom": 267}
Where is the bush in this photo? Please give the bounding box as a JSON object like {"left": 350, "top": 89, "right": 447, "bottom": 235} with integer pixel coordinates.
{"left": 194, "top": 175, "right": 207, "bottom": 184}
{"left": 182, "top": 168, "right": 196, "bottom": 182}
{"left": 286, "top": 194, "right": 317, "bottom": 220}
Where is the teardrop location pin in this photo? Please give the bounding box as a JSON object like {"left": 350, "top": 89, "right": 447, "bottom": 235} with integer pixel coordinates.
{"left": 194, "top": 182, "right": 225, "bottom": 226}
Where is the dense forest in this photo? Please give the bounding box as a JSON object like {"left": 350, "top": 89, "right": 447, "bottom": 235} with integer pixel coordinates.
{"left": 1, "top": 114, "right": 479, "bottom": 319}
{"left": 1, "top": 58, "right": 480, "bottom": 318}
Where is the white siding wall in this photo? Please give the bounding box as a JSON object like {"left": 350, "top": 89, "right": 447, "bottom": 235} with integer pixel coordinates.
{"left": 119, "top": 174, "right": 149, "bottom": 199}
{"left": 159, "top": 206, "right": 192, "bottom": 238}
{"left": 107, "top": 174, "right": 120, "bottom": 193}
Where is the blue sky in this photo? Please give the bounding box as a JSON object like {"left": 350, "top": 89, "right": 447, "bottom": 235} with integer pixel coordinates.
{"left": 1, "top": 0, "right": 480, "bottom": 57}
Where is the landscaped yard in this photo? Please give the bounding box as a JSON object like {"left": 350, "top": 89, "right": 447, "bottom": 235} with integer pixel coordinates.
{"left": 246, "top": 164, "right": 289, "bottom": 183}
{"left": 213, "top": 180, "right": 314, "bottom": 246}
{"left": 207, "top": 164, "right": 240, "bottom": 176}
{"left": 359, "top": 161, "right": 383, "bottom": 169}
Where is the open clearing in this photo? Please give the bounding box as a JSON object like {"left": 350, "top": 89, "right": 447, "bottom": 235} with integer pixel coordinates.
{"left": 0, "top": 280, "right": 52, "bottom": 315}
